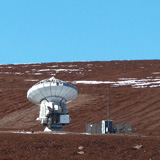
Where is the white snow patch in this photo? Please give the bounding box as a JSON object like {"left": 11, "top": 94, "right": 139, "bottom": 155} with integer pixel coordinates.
{"left": 13, "top": 62, "right": 41, "bottom": 65}
{"left": 0, "top": 72, "right": 12, "bottom": 74}
{"left": 15, "top": 72, "right": 24, "bottom": 75}
{"left": 118, "top": 78, "right": 137, "bottom": 80}
{"left": 22, "top": 66, "right": 28, "bottom": 68}
{"left": 33, "top": 73, "right": 42, "bottom": 75}
{"left": 32, "top": 65, "right": 41, "bottom": 67}
{"left": 38, "top": 69, "right": 52, "bottom": 72}
{"left": 152, "top": 72, "right": 160, "bottom": 74}
{"left": 47, "top": 65, "right": 59, "bottom": 68}
{"left": 55, "top": 69, "right": 80, "bottom": 72}
{"left": 73, "top": 81, "right": 114, "bottom": 84}
{"left": 24, "top": 79, "right": 39, "bottom": 81}
{"left": 38, "top": 68, "right": 80, "bottom": 72}
{"left": 150, "top": 84, "right": 160, "bottom": 88}
{"left": 68, "top": 65, "right": 77, "bottom": 67}
{"left": 87, "top": 64, "right": 93, "bottom": 67}
{"left": 73, "top": 77, "right": 160, "bottom": 88}
{"left": 53, "top": 69, "right": 81, "bottom": 73}
{"left": 153, "top": 80, "right": 160, "bottom": 84}
{"left": 132, "top": 85, "right": 148, "bottom": 88}
{"left": 116, "top": 80, "right": 136, "bottom": 86}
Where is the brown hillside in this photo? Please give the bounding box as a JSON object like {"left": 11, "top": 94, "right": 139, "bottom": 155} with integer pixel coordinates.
{"left": 0, "top": 60, "right": 160, "bottom": 160}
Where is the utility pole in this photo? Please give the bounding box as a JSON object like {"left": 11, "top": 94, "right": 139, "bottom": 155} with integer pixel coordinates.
{"left": 107, "top": 86, "right": 110, "bottom": 133}
{"left": 107, "top": 86, "right": 110, "bottom": 120}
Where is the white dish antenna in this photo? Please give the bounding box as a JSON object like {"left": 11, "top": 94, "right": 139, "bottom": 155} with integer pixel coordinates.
{"left": 27, "top": 76, "right": 78, "bottom": 131}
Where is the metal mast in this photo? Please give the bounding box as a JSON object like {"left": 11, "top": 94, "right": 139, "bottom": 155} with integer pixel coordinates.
{"left": 107, "top": 86, "right": 110, "bottom": 120}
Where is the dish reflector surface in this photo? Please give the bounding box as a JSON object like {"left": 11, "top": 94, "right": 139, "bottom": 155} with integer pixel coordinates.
{"left": 27, "top": 77, "right": 78, "bottom": 105}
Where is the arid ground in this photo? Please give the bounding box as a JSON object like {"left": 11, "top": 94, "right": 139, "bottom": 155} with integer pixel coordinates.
{"left": 0, "top": 60, "right": 160, "bottom": 159}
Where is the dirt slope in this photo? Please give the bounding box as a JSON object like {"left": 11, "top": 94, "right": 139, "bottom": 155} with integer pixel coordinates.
{"left": 0, "top": 133, "right": 160, "bottom": 160}
{"left": 0, "top": 60, "right": 160, "bottom": 159}
{"left": 0, "top": 60, "right": 160, "bottom": 135}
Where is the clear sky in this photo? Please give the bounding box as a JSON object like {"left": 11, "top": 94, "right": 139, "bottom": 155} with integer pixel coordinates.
{"left": 0, "top": 0, "right": 160, "bottom": 64}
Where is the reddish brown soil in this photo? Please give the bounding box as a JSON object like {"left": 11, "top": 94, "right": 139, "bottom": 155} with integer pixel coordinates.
{"left": 0, "top": 133, "right": 160, "bottom": 160}
{"left": 0, "top": 60, "right": 160, "bottom": 159}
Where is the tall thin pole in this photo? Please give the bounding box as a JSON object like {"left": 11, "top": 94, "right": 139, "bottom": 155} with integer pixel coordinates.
{"left": 107, "top": 86, "right": 110, "bottom": 120}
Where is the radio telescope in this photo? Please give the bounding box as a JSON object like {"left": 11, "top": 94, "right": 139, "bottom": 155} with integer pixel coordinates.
{"left": 27, "top": 76, "right": 78, "bottom": 131}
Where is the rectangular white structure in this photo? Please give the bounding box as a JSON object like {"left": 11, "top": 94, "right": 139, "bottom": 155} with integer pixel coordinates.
{"left": 60, "top": 115, "right": 70, "bottom": 124}
{"left": 102, "top": 120, "right": 113, "bottom": 134}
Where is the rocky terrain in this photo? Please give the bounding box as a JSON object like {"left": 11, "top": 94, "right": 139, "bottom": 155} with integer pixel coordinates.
{"left": 0, "top": 60, "right": 160, "bottom": 159}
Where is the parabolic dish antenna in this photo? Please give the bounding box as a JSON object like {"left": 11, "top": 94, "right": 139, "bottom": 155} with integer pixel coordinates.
{"left": 27, "top": 77, "right": 78, "bottom": 131}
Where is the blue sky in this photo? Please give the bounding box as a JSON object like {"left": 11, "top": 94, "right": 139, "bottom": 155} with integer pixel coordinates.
{"left": 0, "top": 0, "right": 160, "bottom": 64}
